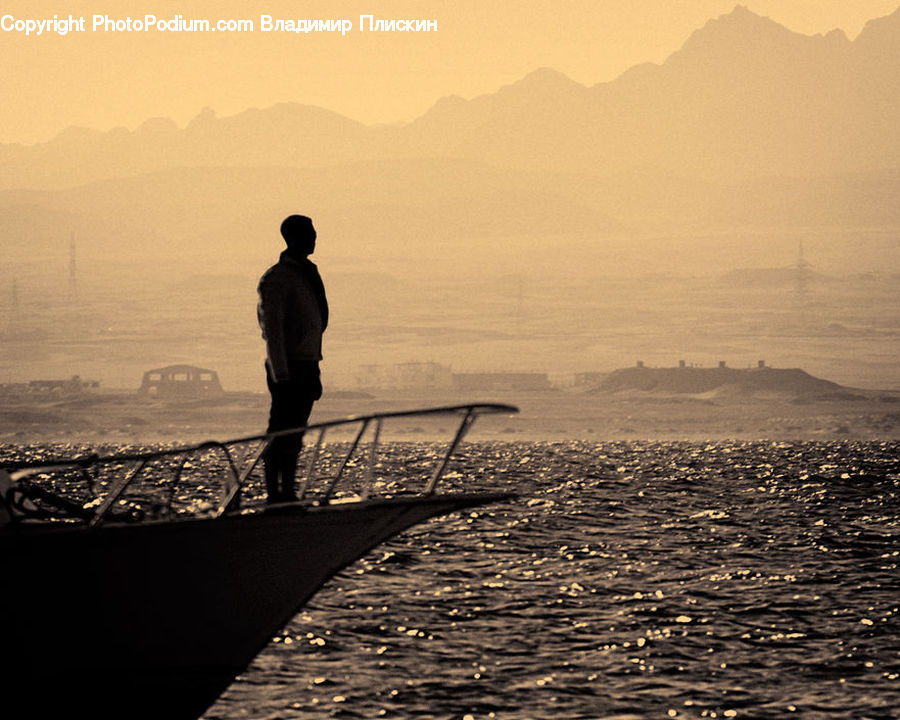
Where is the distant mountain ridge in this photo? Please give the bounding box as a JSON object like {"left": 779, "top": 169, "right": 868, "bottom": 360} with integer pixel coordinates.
{"left": 2, "top": 5, "right": 900, "bottom": 191}
{"left": 3, "top": 5, "right": 900, "bottom": 268}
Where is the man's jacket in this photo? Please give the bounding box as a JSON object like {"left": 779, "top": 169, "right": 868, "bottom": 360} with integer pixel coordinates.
{"left": 257, "top": 251, "right": 328, "bottom": 382}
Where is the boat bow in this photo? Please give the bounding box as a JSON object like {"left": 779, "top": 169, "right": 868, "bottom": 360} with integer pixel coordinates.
{"left": 0, "top": 403, "right": 518, "bottom": 720}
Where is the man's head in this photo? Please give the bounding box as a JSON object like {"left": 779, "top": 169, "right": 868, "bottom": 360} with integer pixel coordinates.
{"left": 281, "top": 214, "right": 317, "bottom": 255}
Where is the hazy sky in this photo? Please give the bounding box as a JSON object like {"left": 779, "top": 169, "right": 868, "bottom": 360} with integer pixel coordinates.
{"left": 1, "top": 0, "right": 898, "bottom": 144}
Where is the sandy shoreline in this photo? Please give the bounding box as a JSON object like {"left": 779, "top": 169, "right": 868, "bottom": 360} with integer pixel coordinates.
{"left": 2, "top": 388, "right": 898, "bottom": 445}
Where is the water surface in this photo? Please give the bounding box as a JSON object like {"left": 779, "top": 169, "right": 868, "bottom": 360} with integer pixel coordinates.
{"left": 204, "top": 440, "right": 900, "bottom": 719}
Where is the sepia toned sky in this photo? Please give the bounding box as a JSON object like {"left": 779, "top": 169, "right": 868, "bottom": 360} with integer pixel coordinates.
{"left": 1, "top": 0, "right": 898, "bottom": 144}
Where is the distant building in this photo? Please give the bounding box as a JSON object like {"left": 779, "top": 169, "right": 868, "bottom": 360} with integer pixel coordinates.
{"left": 452, "top": 372, "right": 552, "bottom": 392}
{"left": 30, "top": 375, "right": 99, "bottom": 394}
{"left": 139, "top": 364, "right": 223, "bottom": 398}
{"left": 592, "top": 361, "right": 844, "bottom": 397}
{"left": 0, "top": 375, "right": 99, "bottom": 398}
{"left": 574, "top": 371, "right": 607, "bottom": 387}
{"left": 352, "top": 362, "right": 452, "bottom": 391}
{"left": 393, "top": 362, "right": 453, "bottom": 391}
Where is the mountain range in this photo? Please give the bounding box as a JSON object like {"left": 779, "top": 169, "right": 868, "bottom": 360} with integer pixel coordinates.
{"left": 2, "top": 5, "right": 900, "bottom": 267}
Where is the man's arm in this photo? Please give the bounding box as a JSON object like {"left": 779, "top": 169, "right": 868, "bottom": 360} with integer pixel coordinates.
{"left": 258, "top": 275, "right": 292, "bottom": 382}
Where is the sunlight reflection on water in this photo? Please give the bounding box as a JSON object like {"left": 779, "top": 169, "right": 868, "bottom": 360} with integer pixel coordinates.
{"left": 6, "top": 439, "right": 896, "bottom": 718}
{"left": 202, "top": 440, "right": 900, "bottom": 719}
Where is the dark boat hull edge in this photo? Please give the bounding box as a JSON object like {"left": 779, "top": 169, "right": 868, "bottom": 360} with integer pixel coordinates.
{"left": 1, "top": 492, "right": 512, "bottom": 720}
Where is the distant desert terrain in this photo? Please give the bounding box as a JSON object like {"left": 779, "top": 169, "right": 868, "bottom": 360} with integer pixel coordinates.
{"left": 2, "top": 386, "right": 898, "bottom": 446}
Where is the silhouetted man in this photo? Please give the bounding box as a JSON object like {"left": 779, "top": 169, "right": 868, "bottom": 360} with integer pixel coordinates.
{"left": 257, "top": 214, "right": 328, "bottom": 503}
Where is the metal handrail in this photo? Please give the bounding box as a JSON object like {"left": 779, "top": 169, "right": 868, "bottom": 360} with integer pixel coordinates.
{"left": 426, "top": 407, "right": 476, "bottom": 494}
{"left": 2, "top": 403, "right": 518, "bottom": 526}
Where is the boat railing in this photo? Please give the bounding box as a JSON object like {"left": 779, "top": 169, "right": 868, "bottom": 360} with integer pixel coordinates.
{"left": 0, "top": 403, "right": 518, "bottom": 527}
